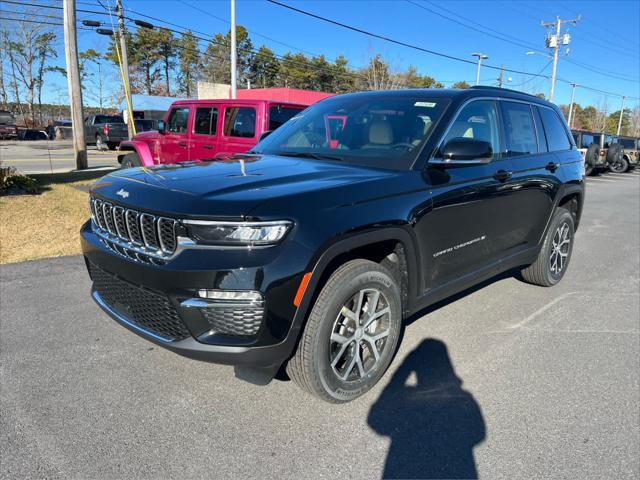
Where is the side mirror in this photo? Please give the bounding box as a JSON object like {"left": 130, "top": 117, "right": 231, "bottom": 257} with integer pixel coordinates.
{"left": 258, "top": 130, "right": 273, "bottom": 142}
{"left": 157, "top": 120, "right": 165, "bottom": 134}
{"left": 432, "top": 138, "right": 493, "bottom": 165}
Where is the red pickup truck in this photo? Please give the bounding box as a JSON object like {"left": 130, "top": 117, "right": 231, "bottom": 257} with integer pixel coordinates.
{"left": 118, "top": 99, "right": 307, "bottom": 168}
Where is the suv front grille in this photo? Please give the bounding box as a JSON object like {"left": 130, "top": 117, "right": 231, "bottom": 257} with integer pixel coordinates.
{"left": 89, "top": 262, "right": 190, "bottom": 341}
{"left": 90, "top": 196, "right": 178, "bottom": 264}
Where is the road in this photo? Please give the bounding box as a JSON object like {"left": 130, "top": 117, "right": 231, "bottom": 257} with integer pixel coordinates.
{"left": 1, "top": 170, "right": 639, "bottom": 479}
{"left": 0, "top": 140, "right": 120, "bottom": 174}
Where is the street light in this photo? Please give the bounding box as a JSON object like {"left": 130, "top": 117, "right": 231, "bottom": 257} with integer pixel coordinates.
{"left": 96, "top": 28, "right": 115, "bottom": 36}
{"left": 471, "top": 53, "right": 488, "bottom": 86}
{"left": 526, "top": 51, "right": 553, "bottom": 59}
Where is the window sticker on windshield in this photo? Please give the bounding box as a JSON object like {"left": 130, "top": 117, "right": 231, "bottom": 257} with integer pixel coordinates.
{"left": 414, "top": 101, "right": 436, "bottom": 108}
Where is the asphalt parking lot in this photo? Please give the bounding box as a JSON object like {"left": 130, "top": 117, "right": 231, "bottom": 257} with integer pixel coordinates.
{"left": 1, "top": 170, "right": 639, "bottom": 479}
{"left": 0, "top": 140, "right": 120, "bottom": 174}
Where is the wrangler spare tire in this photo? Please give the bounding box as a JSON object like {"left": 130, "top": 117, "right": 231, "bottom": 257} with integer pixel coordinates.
{"left": 606, "top": 143, "right": 623, "bottom": 165}
{"left": 584, "top": 143, "right": 599, "bottom": 175}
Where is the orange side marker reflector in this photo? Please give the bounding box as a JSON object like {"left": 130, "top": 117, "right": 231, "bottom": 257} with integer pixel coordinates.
{"left": 294, "top": 272, "right": 312, "bottom": 307}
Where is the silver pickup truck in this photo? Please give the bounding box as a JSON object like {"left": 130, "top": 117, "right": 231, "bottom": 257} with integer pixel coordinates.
{"left": 84, "top": 114, "right": 128, "bottom": 150}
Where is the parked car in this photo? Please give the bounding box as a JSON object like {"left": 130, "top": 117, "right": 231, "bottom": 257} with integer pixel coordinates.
{"left": 572, "top": 129, "right": 624, "bottom": 175}
{"left": 616, "top": 136, "right": 639, "bottom": 171}
{"left": 18, "top": 129, "right": 48, "bottom": 141}
{"left": 45, "top": 119, "right": 73, "bottom": 140}
{"left": 117, "top": 99, "right": 307, "bottom": 168}
{"left": 84, "top": 114, "right": 128, "bottom": 150}
{"left": 82, "top": 86, "right": 584, "bottom": 402}
{"left": 0, "top": 110, "right": 18, "bottom": 140}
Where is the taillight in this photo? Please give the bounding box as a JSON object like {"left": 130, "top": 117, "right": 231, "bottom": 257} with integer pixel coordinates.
{"left": 600, "top": 149, "right": 605, "bottom": 155}
{"left": 103, "top": 125, "right": 109, "bottom": 135}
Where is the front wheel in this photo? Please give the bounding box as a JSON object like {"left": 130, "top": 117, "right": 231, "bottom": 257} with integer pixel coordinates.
{"left": 120, "top": 152, "right": 141, "bottom": 169}
{"left": 286, "top": 259, "right": 402, "bottom": 403}
{"left": 521, "top": 208, "right": 575, "bottom": 287}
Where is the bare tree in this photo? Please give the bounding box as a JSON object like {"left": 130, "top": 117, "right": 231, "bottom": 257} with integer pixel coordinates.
{"left": 630, "top": 105, "right": 640, "bottom": 138}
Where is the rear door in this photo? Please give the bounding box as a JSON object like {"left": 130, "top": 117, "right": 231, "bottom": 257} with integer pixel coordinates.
{"left": 498, "top": 101, "right": 561, "bottom": 251}
{"left": 160, "top": 106, "right": 191, "bottom": 163}
{"left": 218, "top": 104, "right": 259, "bottom": 157}
{"left": 190, "top": 105, "right": 219, "bottom": 160}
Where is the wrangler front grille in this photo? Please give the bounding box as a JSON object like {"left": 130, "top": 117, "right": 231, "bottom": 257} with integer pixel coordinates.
{"left": 90, "top": 196, "right": 178, "bottom": 263}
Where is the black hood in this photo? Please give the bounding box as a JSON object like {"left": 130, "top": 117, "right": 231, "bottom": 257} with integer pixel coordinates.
{"left": 91, "top": 155, "right": 401, "bottom": 219}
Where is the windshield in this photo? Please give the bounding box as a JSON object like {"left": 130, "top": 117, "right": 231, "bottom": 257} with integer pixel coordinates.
{"left": 253, "top": 95, "right": 448, "bottom": 170}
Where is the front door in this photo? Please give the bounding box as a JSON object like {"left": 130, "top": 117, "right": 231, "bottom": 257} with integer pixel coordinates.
{"left": 161, "top": 106, "right": 191, "bottom": 163}
{"left": 190, "top": 105, "right": 219, "bottom": 161}
{"left": 417, "top": 99, "right": 517, "bottom": 290}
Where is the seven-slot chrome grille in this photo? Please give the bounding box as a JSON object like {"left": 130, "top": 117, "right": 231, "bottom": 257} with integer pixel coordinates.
{"left": 90, "top": 196, "right": 177, "bottom": 264}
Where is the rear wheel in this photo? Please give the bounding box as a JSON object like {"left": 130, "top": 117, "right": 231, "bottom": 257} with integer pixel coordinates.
{"left": 286, "top": 259, "right": 402, "bottom": 403}
{"left": 609, "top": 156, "right": 628, "bottom": 173}
{"left": 120, "top": 152, "right": 141, "bottom": 169}
{"left": 95, "top": 135, "right": 106, "bottom": 151}
{"left": 521, "top": 208, "right": 575, "bottom": 287}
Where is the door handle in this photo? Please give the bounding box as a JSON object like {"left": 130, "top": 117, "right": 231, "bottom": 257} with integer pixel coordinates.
{"left": 178, "top": 141, "right": 187, "bottom": 147}
{"left": 493, "top": 170, "right": 513, "bottom": 182}
{"left": 545, "top": 162, "right": 560, "bottom": 172}
{"left": 203, "top": 144, "right": 213, "bottom": 150}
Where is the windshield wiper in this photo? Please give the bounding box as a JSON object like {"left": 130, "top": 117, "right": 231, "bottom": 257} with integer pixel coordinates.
{"left": 274, "top": 151, "right": 343, "bottom": 162}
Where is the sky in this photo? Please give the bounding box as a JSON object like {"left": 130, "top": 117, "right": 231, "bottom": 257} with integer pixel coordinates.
{"left": 7, "top": 0, "right": 640, "bottom": 109}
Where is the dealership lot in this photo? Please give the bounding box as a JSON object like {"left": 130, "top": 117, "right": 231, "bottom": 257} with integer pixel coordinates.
{"left": 1, "top": 172, "right": 638, "bottom": 479}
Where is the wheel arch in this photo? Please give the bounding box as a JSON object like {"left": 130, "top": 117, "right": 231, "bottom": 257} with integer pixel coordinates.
{"left": 117, "top": 141, "right": 155, "bottom": 166}
{"left": 557, "top": 186, "right": 583, "bottom": 231}
{"left": 293, "top": 228, "right": 420, "bottom": 330}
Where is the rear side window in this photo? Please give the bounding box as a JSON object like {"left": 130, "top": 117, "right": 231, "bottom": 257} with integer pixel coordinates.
{"left": 269, "top": 106, "right": 303, "bottom": 131}
{"left": 166, "top": 107, "right": 190, "bottom": 134}
{"left": 224, "top": 107, "right": 256, "bottom": 138}
{"left": 533, "top": 108, "right": 548, "bottom": 153}
{"left": 500, "top": 101, "right": 538, "bottom": 157}
{"left": 538, "top": 107, "right": 571, "bottom": 151}
{"left": 194, "top": 107, "right": 218, "bottom": 135}
{"left": 619, "top": 138, "right": 635, "bottom": 148}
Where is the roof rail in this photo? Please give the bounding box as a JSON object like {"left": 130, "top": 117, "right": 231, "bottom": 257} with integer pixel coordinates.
{"left": 469, "top": 85, "right": 544, "bottom": 100}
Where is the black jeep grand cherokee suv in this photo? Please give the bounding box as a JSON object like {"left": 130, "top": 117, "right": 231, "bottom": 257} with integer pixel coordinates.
{"left": 81, "top": 86, "right": 584, "bottom": 403}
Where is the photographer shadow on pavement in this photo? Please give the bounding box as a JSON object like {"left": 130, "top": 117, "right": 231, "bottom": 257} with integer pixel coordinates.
{"left": 368, "top": 338, "right": 486, "bottom": 479}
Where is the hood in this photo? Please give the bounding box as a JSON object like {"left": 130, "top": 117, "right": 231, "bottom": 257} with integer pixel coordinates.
{"left": 91, "top": 154, "right": 400, "bottom": 218}
{"left": 132, "top": 130, "right": 161, "bottom": 142}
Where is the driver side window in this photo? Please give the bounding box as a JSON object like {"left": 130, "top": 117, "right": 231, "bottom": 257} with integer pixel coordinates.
{"left": 441, "top": 100, "right": 501, "bottom": 160}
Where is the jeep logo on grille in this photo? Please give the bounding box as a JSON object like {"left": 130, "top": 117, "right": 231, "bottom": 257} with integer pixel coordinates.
{"left": 116, "top": 188, "right": 129, "bottom": 199}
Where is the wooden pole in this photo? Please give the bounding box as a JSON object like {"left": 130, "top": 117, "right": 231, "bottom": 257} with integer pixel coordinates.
{"left": 63, "top": 0, "right": 87, "bottom": 170}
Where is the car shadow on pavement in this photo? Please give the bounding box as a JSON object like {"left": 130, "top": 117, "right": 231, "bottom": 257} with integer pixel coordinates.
{"left": 368, "top": 338, "right": 486, "bottom": 479}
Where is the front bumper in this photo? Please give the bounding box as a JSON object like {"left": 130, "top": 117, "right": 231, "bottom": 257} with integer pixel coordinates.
{"left": 81, "top": 221, "right": 312, "bottom": 369}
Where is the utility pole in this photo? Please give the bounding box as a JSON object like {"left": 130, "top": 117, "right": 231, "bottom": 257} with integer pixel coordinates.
{"left": 616, "top": 96, "right": 626, "bottom": 136}
{"left": 541, "top": 15, "right": 580, "bottom": 103}
{"left": 497, "top": 65, "right": 504, "bottom": 88}
{"left": 567, "top": 82, "right": 578, "bottom": 128}
{"left": 471, "top": 53, "right": 488, "bottom": 86}
{"left": 62, "top": 0, "right": 87, "bottom": 170}
{"left": 230, "top": 0, "right": 237, "bottom": 99}
{"left": 116, "top": 0, "right": 134, "bottom": 139}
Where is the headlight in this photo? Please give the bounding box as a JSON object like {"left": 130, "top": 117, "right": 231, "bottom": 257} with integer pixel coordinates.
{"left": 183, "top": 220, "right": 292, "bottom": 246}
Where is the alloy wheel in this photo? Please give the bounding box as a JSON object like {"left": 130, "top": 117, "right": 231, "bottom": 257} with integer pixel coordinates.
{"left": 329, "top": 288, "right": 391, "bottom": 382}
{"left": 549, "top": 222, "right": 571, "bottom": 275}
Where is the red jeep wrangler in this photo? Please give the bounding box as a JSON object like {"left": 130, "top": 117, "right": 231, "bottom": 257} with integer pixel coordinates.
{"left": 118, "top": 99, "right": 307, "bottom": 168}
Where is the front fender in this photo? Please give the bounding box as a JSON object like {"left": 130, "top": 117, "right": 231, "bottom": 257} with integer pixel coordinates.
{"left": 119, "top": 140, "right": 156, "bottom": 166}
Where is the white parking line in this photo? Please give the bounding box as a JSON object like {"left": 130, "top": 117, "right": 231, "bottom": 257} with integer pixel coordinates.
{"left": 508, "top": 292, "right": 578, "bottom": 330}
{"left": 587, "top": 177, "right": 617, "bottom": 183}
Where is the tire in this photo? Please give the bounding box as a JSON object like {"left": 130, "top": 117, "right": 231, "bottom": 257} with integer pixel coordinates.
{"left": 606, "top": 143, "right": 623, "bottom": 165}
{"left": 286, "top": 259, "right": 402, "bottom": 403}
{"left": 95, "top": 135, "right": 106, "bottom": 151}
{"left": 120, "top": 152, "right": 142, "bottom": 169}
{"left": 107, "top": 142, "right": 118, "bottom": 151}
{"left": 584, "top": 143, "right": 599, "bottom": 175}
{"left": 608, "top": 155, "right": 628, "bottom": 173}
{"left": 521, "top": 208, "right": 575, "bottom": 287}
